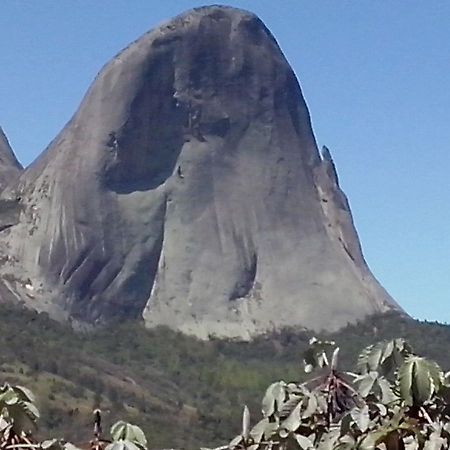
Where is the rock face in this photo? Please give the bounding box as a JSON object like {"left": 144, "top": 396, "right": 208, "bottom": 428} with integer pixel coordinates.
{"left": 0, "top": 127, "right": 22, "bottom": 192}
{"left": 0, "top": 128, "right": 23, "bottom": 303}
{"left": 0, "top": 6, "right": 402, "bottom": 338}
{"left": 0, "top": 128, "right": 22, "bottom": 234}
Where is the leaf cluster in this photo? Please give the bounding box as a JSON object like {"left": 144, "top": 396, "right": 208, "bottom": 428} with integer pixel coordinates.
{"left": 0, "top": 383, "right": 148, "bottom": 450}
{"left": 228, "top": 338, "right": 450, "bottom": 449}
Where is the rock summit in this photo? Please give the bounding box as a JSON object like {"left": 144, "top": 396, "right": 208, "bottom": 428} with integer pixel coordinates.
{"left": 0, "top": 6, "right": 402, "bottom": 338}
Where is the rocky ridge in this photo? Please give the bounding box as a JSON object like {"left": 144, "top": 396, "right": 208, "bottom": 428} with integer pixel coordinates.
{"left": 0, "top": 127, "right": 22, "bottom": 191}
{"left": 0, "top": 6, "right": 403, "bottom": 339}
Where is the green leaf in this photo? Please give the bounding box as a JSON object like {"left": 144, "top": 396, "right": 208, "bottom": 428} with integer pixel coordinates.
{"left": 7, "top": 403, "right": 37, "bottom": 433}
{"left": 403, "top": 436, "right": 419, "bottom": 450}
{"left": 413, "top": 362, "right": 434, "bottom": 404}
{"left": 242, "top": 405, "right": 250, "bottom": 441}
{"left": 41, "top": 439, "right": 64, "bottom": 450}
{"left": 303, "top": 337, "right": 336, "bottom": 373}
{"left": 0, "top": 383, "right": 39, "bottom": 435}
{"left": 110, "top": 421, "right": 147, "bottom": 449}
{"left": 443, "top": 371, "right": 450, "bottom": 387}
{"left": 357, "top": 339, "right": 411, "bottom": 377}
{"left": 374, "top": 402, "right": 387, "bottom": 416}
{"left": 13, "top": 386, "right": 36, "bottom": 403}
{"left": 350, "top": 404, "right": 370, "bottom": 432}
{"left": 250, "top": 418, "right": 269, "bottom": 443}
{"left": 279, "top": 394, "right": 303, "bottom": 419}
{"left": 64, "top": 443, "right": 84, "bottom": 450}
{"left": 359, "top": 429, "right": 394, "bottom": 450}
{"left": 106, "top": 441, "right": 141, "bottom": 450}
{"left": 262, "top": 382, "right": 286, "bottom": 418}
{"left": 294, "top": 434, "right": 314, "bottom": 449}
{"left": 377, "top": 376, "right": 398, "bottom": 404}
{"left": 301, "top": 393, "right": 318, "bottom": 419}
{"left": 339, "top": 412, "right": 352, "bottom": 435}
{"left": 423, "top": 429, "right": 446, "bottom": 450}
{"left": 399, "top": 357, "right": 415, "bottom": 406}
{"left": 282, "top": 402, "right": 302, "bottom": 432}
{"left": 398, "top": 356, "right": 443, "bottom": 406}
{"left": 356, "top": 372, "right": 377, "bottom": 397}
{"left": 366, "top": 343, "right": 383, "bottom": 373}
{"left": 23, "top": 401, "right": 40, "bottom": 419}
{"left": 330, "top": 348, "right": 340, "bottom": 370}
{"left": 229, "top": 435, "right": 243, "bottom": 449}
{"left": 263, "top": 420, "right": 279, "bottom": 440}
{"left": 334, "top": 435, "right": 356, "bottom": 450}
{"left": 316, "top": 428, "right": 340, "bottom": 450}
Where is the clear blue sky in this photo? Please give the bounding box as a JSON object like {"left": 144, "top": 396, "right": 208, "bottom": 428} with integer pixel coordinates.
{"left": 1, "top": 1, "right": 449, "bottom": 323}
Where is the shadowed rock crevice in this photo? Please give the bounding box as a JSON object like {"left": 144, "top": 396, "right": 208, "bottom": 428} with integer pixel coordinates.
{"left": 229, "top": 252, "right": 257, "bottom": 301}
{"left": 103, "top": 51, "right": 186, "bottom": 194}
{"left": 0, "top": 199, "right": 21, "bottom": 232}
{"left": 117, "top": 202, "right": 167, "bottom": 319}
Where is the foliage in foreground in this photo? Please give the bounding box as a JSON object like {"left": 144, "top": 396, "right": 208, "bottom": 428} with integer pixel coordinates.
{"left": 4, "top": 336, "right": 450, "bottom": 449}
{"left": 0, "top": 382, "right": 147, "bottom": 450}
{"left": 226, "top": 338, "right": 450, "bottom": 449}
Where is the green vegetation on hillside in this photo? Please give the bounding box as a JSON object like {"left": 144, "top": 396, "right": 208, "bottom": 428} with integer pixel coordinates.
{"left": 0, "top": 303, "right": 449, "bottom": 449}
{"left": 4, "top": 332, "right": 450, "bottom": 449}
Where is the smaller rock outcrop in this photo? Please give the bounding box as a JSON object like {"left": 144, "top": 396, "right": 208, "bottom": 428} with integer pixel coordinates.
{"left": 0, "top": 127, "right": 23, "bottom": 192}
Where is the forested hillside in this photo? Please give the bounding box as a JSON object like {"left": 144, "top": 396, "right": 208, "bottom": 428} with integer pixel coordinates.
{"left": 0, "top": 303, "right": 449, "bottom": 449}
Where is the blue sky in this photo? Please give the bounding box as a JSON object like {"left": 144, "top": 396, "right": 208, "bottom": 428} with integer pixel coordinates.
{"left": 1, "top": 1, "right": 449, "bottom": 323}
